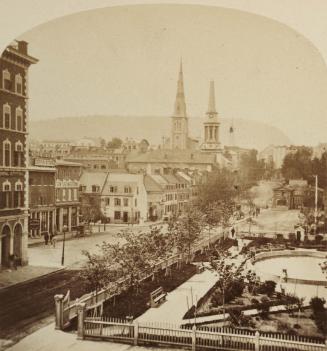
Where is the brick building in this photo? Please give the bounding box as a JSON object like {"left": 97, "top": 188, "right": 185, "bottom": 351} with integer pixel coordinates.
{"left": 55, "top": 160, "right": 82, "bottom": 232}
{"left": 0, "top": 41, "right": 38, "bottom": 266}
{"left": 28, "top": 163, "right": 56, "bottom": 239}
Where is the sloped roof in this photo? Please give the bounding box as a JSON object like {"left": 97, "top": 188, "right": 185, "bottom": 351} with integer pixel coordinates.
{"left": 144, "top": 175, "right": 164, "bottom": 192}
{"left": 79, "top": 171, "right": 108, "bottom": 192}
{"left": 125, "top": 149, "right": 215, "bottom": 164}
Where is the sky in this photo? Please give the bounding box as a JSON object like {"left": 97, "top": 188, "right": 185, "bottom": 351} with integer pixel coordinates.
{"left": 18, "top": 4, "right": 327, "bottom": 146}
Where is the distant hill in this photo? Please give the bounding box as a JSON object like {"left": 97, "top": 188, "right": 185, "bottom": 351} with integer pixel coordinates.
{"left": 30, "top": 115, "right": 291, "bottom": 150}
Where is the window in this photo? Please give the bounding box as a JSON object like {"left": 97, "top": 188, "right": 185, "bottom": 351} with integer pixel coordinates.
{"left": 114, "top": 211, "right": 121, "bottom": 220}
{"left": 123, "top": 198, "right": 129, "bottom": 207}
{"left": 2, "top": 180, "right": 11, "bottom": 208}
{"left": 92, "top": 185, "right": 100, "bottom": 193}
{"left": 3, "top": 140, "right": 11, "bottom": 167}
{"left": 135, "top": 198, "right": 137, "bottom": 207}
{"left": 79, "top": 185, "right": 86, "bottom": 192}
{"left": 14, "top": 180, "right": 24, "bottom": 207}
{"left": 62, "top": 189, "right": 66, "bottom": 201}
{"left": 109, "top": 186, "right": 117, "bottom": 193}
{"left": 124, "top": 186, "right": 131, "bottom": 193}
{"left": 114, "top": 198, "right": 121, "bottom": 206}
{"left": 68, "top": 189, "right": 72, "bottom": 201}
{"left": 3, "top": 104, "right": 11, "bottom": 129}
{"left": 73, "top": 189, "right": 77, "bottom": 200}
{"left": 14, "top": 141, "right": 23, "bottom": 167}
{"left": 16, "top": 107, "right": 23, "bottom": 131}
{"left": 105, "top": 198, "right": 110, "bottom": 206}
{"left": 2, "top": 69, "right": 11, "bottom": 90}
{"left": 15, "top": 74, "right": 22, "bottom": 94}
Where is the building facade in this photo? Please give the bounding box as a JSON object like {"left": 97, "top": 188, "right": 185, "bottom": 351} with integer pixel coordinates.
{"left": 55, "top": 160, "right": 82, "bottom": 232}
{"left": 28, "top": 165, "right": 56, "bottom": 238}
{"left": 0, "top": 41, "right": 37, "bottom": 266}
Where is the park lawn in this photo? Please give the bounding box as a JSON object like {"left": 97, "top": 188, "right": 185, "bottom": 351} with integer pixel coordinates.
{"left": 249, "top": 309, "right": 323, "bottom": 338}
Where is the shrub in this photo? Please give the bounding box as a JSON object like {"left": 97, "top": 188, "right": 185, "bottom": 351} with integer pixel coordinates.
{"left": 257, "top": 280, "right": 276, "bottom": 297}
{"left": 315, "top": 235, "right": 323, "bottom": 243}
{"left": 310, "top": 297, "right": 326, "bottom": 314}
{"left": 251, "top": 298, "right": 259, "bottom": 305}
{"left": 258, "top": 296, "right": 270, "bottom": 319}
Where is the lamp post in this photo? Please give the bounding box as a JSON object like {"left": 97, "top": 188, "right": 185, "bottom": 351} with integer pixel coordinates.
{"left": 314, "top": 175, "right": 318, "bottom": 235}
{"left": 61, "top": 224, "right": 68, "bottom": 266}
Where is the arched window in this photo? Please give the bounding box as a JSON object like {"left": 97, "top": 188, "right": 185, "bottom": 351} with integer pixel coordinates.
{"left": 14, "top": 180, "right": 24, "bottom": 207}
{"left": 16, "top": 107, "right": 23, "bottom": 131}
{"left": 2, "top": 180, "right": 11, "bottom": 208}
{"left": 2, "top": 69, "right": 11, "bottom": 90}
{"left": 3, "top": 104, "right": 11, "bottom": 129}
{"left": 3, "top": 139, "right": 11, "bottom": 167}
{"left": 14, "top": 141, "right": 24, "bottom": 167}
{"left": 15, "top": 74, "right": 23, "bottom": 94}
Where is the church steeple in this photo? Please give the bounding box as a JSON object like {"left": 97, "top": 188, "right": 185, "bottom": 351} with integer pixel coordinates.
{"left": 173, "top": 58, "right": 187, "bottom": 117}
{"left": 171, "top": 60, "right": 189, "bottom": 150}
{"left": 206, "top": 80, "right": 218, "bottom": 121}
{"left": 201, "top": 80, "right": 221, "bottom": 152}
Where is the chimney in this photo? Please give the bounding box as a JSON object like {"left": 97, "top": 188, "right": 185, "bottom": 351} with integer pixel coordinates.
{"left": 17, "top": 40, "right": 28, "bottom": 55}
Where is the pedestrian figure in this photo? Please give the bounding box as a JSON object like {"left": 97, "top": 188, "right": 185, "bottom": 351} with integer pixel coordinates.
{"left": 44, "top": 232, "right": 49, "bottom": 245}
{"left": 52, "top": 234, "right": 57, "bottom": 248}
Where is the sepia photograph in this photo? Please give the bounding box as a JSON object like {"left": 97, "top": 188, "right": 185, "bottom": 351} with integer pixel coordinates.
{"left": 0, "top": 1, "right": 327, "bottom": 350}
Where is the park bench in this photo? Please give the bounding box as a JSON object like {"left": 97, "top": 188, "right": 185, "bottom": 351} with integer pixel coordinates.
{"left": 149, "top": 287, "right": 167, "bottom": 308}
{"left": 196, "top": 263, "right": 205, "bottom": 274}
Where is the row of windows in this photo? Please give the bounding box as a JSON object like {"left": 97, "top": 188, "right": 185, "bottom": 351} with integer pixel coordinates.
{"left": 2, "top": 179, "right": 23, "bottom": 192}
{"left": 1, "top": 104, "right": 24, "bottom": 131}
{"left": 102, "top": 197, "right": 137, "bottom": 207}
{"left": 88, "top": 185, "right": 136, "bottom": 194}
{"left": 113, "top": 211, "right": 139, "bottom": 220}
{"left": 0, "top": 191, "right": 24, "bottom": 209}
{"left": 56, "top": 188, "right": 78, "bottom": 202}
{"left": 2, "top": 69, "right": 23, "bottom": 95}
{"left": 2, "top": 139, "right": 24, "bottom": 167}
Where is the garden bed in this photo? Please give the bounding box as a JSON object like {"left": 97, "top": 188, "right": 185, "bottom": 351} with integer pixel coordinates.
{"left": 102, "top": 263, "right": 197, "bottom": 319}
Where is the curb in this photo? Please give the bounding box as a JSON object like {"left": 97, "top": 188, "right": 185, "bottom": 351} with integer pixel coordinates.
{"left": 0, "top": 267, "right": 65, "bottom": 292}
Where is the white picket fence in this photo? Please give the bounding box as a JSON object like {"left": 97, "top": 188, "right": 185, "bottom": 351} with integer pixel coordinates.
{"left": 54, "top": 232, "right": 221, "bottom": 330}
{"left": 76, "top": 314, "right": 327, "bottom": 351}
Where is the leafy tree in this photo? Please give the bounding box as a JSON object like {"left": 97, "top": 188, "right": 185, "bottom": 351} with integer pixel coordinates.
{"left": 79, "top": 251, "right": 117, "bottom": 301}
{"left": 197, "top": 169, "right": 237, "bottom": 209}
{"left": 281, "top": 147, "right": 313, "bottom": 182}
{"left": 168, "top": 205, "right": 204, "bottom": 259}
{"left": 107, "top": 137, "right": 123, "bottom": 149}
{"left": 238, "top": 149, "right": 265, "bottom": 187}
{"left": 209, "top": 244, "right": 248, "bottom": 321}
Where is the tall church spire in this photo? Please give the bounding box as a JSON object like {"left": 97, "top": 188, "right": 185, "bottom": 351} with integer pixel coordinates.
{"left": 174, "top": 58, "right": 187, "bottom": 117}
{"left": 207, "top": 80, "right": 217, "bottom": 114}
{"left": 171, "top": 60, "right": 189, "bottom": 150}
{"left": 201, "top": 80, "right": 221, "bottom": 152}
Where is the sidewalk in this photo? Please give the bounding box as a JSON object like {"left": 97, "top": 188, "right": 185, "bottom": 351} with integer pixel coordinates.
{"left": 0, "top": 265, "right": 62, "bottom": 289}
{"left": 4, "top": 322, "right": 178, "bottom": 351}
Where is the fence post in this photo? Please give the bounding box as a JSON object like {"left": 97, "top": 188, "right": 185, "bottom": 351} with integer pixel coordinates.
{"left": 54, "top": 294, "right": 64, "bottom": 330}
{"left": 254, "top": 331, "right": 260, "bottom": 351}
{"left": 134, "top": 322, "right": 139, "bottom": 346}
{"left": 192, "top": 325, "right": 196, "bottom": 351}
{"left": 77, "top": 302, "right": 86, "bottom": 340}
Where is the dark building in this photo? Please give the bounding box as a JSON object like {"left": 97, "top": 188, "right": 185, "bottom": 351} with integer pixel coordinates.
{"left": 29, "top": 164, "right": 56, "bottom": 239}
{"left": 55, "top": 160, "right": 82, "bottom": 232}
{"left": 0, "top": 41, "right": 38, "bottom": 266}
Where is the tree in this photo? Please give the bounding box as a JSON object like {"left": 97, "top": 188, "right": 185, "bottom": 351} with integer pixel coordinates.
{"left": 79, "top": 251, "right": 117, "bottom": 301}
{"left": 281, "top": 147, "right": 313, "bottom": 182}
{"left": 238, "top": 149, "right": 265, "bottom": 188}
{"left": 168, "top": 205, "right": 204, "bottom": 259}
{"left": 209, "top": 244, "right": 248, "bottom": 322}
{"left": 197, "top": 169, "right": 237, "bottom": 209}
{"left": 107, "top": 137, "right": 123, "bottom": 149}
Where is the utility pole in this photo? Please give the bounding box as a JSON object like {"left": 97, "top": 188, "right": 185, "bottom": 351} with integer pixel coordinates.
{"left": 314, "top": 175, "right": 318, "bottom": 236}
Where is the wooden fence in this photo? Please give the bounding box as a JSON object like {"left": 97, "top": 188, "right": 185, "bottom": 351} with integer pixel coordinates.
{"left": 76, "top": 312, "right": 327, "bottom": 351}
{"left": 54, "top": 232, "right": 221, "bottom": 330}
